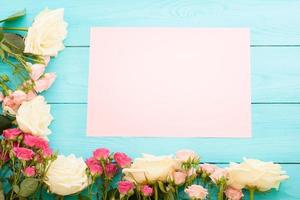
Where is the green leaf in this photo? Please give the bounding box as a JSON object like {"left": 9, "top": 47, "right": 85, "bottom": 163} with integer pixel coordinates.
{"left": 18, "top": 178, "right": 39, "bottom": 197}
{"left": 0, "top": 115, "right": 13, "bottom": 133}
{"left": 12, "top": 184, "right": 20, "bottom": 194}
{"left": 0, "top": 182, "right": 4, "bottom": 200}
{"left": 0, "top": 31, "right": 3, "bottom": 42}
{"left": 78, "top": 194, "right": 91, "bottom": 200}
{"left": 0, "top": 9, "right": 26, "bottom": 23}
{"left": 3, "top": 33, "right": 24, "bottom": 53}
{"left": 158, "top": 181, "right": 167, "bottom": 193}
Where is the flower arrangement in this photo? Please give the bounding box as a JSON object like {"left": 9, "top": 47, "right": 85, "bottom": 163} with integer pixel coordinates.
{"left": 0, "top": 8, "right": 289, "bottom": 199}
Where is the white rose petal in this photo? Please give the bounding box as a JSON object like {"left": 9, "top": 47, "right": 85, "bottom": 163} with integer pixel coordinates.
{"left": 123, "top": 154, "right": 181, "bottom": 184}
{"left": 45, "top": 154, "right": 89, "bottom": 196}
{"left": 227, "top": 158, "right": 289, "bottom": 192}
{"left": 24, "top": 8, "right": 68, "bottom": 56}
{"left": 16, "top": 96, "right": 53, "bottom": 139}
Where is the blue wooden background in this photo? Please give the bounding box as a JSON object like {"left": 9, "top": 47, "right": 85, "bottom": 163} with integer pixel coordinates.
{"left": 2, "top": 1, "right": 300, "bottom": 199}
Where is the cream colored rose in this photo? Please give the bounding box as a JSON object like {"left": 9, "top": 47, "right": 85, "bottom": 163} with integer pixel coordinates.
{"left": 24, "top": 8, "right": 67, "bottom": 56}
{"left": 123, "top": 154, "right": 181, "bottom": 184}
{"left": 44, "top": 154, "right": 89, "bottom": 196}
{"left": 227, "top": 158, "right": 289, "bottom": 192}
{"left": 16, "top": 96, "right": 53, "bottom": 138}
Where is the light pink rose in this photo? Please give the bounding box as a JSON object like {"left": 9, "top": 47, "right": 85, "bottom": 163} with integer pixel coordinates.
{"left": 200, "top": 163, "right": 218, "bottom": 175}
{"left": 23, "top": 166, "right": 36, "bottom": 177}
{"left": 2, "top": 128, "right": 22, "bottom": 140}
{"left": 30, "top": 63, "right": 45, "bottom": 81}
{"left": 13, "top": 147, "right": 34, "bottom": 161}
{"left": 86, "top": 157, "right": 103, "bottom": 176}
{"left": 173, "top": 171, "right": 187, "bottom": 185}
{"left": 176, "top": 149, "right": 198, "bottom": 162}
{"left": 114, "top": 152, "right": 132, "bottom": 168}
{"left": 118, "top": 181, "right": 135, "bottom": 195}
{"left": 224, "top": 187, "right": 243, "bottom": 200}
{"left": 34, "top": 73, "right": 56, "bottom": 93}
{"left": 2, "top": 90, "right": 27, "bottom": 114}
{"left": 141, "top": 185, "right": 153, "bottom": 197}
{"left": 0, "top": 92, "right": 3, "bottom": 102}
{"left": 93, "top": 148, "right": 110, "bottom": 160}
{"left": 185, "top": 185, "right": 208, "bottom": 200}
{"left": 210, "top": 168, "right": 228, "bottom": 183}
{"left": 42, "top": 147, "right": 53, "bottom": 158}
{"left": 23, "top": 134, "right": 49, "bottom": 150}
{"left": 105, "top": 163, "right": 117, "bottom": 179}
{"left": 26, "top": 91, "right": 37, "bottom": 101}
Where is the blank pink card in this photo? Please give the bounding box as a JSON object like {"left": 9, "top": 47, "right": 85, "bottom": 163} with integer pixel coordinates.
{"left": 87, "top": 28, "right": 251, "bottom": 137}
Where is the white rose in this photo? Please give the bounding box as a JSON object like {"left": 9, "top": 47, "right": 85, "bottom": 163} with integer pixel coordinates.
{"left": 24, "top": 8, "right": 68, "bottom": 56}
{"left": 123, "top": 154, "right": 181, "bottom": 184}
{"left": 44, "top": 154, "right": 89, "bottom": 196}
{"left": 227, "top": 158, "right": 289, "bottom": 192}
{"left": 16, "top": 96, "right": 53, "bottom": 138}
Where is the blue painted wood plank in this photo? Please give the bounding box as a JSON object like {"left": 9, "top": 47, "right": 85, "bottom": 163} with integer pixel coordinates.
{"left": 2, "top": 0, "right": 300, "bottom": 45}
{"left": 48, "top": 104, "right": 300, "bottom": 162}
{"left": 32, "top": 46, "right": 300, "bottom": 103}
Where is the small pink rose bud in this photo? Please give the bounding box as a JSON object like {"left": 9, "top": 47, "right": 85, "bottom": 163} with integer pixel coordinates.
{"left": 105, "top": 163, "right": 117, "bottom": 179}
{"left": 209, "top": 168, "right": 227, "bottom": 183}
{"left": 86, "top": 157, "right": 103, "bottom": 176}
{"left": 185, "top": 185, "right": 208, "bottom": 200}
{"left": 23, "top": 166, "right": 36, "bottom": 177}
{"left": 118, "top": 181, "right": 135, "bottom": 195}
{"left": 173, "top": 171, "right": 187, "bottom": 185}
{"left": 93, "top": 148, "right": 110, "bottom": 160}
{"left": 2, "top": 128, "right": 22, "bottom": 140}
{"left": 13, "top": 147, "right": 34, "bottom": 161}
{"left": 114, "top": 152, "right": 132, "bottom": 168}
{"left": 224, "top": 187, "right": 243, "bottom": 200}
{"left": 141, "top": 185, "right": 153, "bottom": 197}
{"left": 34, "top": 73, "right": 56, "bottom": 93}
{"left": 176, "top": 149, "right": 198, "bottom": 162}
{"left": 199, "top": 163, "right": 218, "bottom": 175}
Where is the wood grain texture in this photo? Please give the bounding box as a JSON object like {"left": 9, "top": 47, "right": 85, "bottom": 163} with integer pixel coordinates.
{"left": 2, "top": 0, "right": 300, "bottom": 45}
{"left": 1, "top": 1, "right": 300, "bottom": 199}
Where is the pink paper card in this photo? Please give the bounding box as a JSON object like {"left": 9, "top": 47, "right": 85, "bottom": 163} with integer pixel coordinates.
{"left": 87, "top": 28, "right": 251, "bottom": 137}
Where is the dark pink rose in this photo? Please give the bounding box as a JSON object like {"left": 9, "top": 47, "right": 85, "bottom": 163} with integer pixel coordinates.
{"left": 3, "top": 128, "right": 22, "bottom": 140}
{"left": 118, "top": 181, "right": 135, "bottom": 195}
{"left": 23, "top": 134, "right": 49, "bottom": 150}
{"left": 93, "top": 148, "right": 110, "bottom": 160}
{"left": 105, "top": 163, "right": 117, "bottom": 179}
{"left": 86, "top": 157, "right": 103, "bottom": 176}
{"left": 42, "top": 147, "right": 53, "bottom": 158}
{"left": 141, "top": 185, "right": 153, "bottom": 197}
{"left": 114, "top": 152, "right": 132, "bottom": 168}
{"left": 13, "top": 147, "right": 34, "bottom": 161}
{"left": 23, "top": 166, "right": 36, "bottom": 177}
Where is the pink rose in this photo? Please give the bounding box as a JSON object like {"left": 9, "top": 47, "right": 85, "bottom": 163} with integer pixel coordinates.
{"left": 13, "top": 147, "right": 34, "bottom": 161}
{"left": 105, "top": 163, "right": 117, "bottom": 179}
{"left": 210, "top": 168, "right": 228, "bottom": 183}
{"left": 200, "top": 163, "right": 218, "bottom": 175}
{"left": 185, "top": 185, "right": 208, "bottom": 200}
{"left": 0, "top": 92, "right": 3, "bottom": 102}
{"left": 23, "top": 166, "right": 36, "bottom": 177}
{"left": 173, "top": 171, "right": 187, "bottom": 185}
{"left": 34, "top": 73, "right": 56, "bottom": 93}
{"left": 2, "top": 90, "right": 27, "bottom": 114}
{"left": 24, "top": 134, "right": 49, "bottom": 150}
{"left": 141, "top": 185, "right": 153, "bottom": 197}
{"left": 118, "top": 181, "right": 135, "bottom": 195}
{"left": 42, "top": 147, "right": 53, "bottom": 158}
{"left": 114, "top": 152, "right": 132, "bottom": 168}
{"left": 30, "top": 63, "right": 45, "bottom": 81}
{"left": 3, "top": 128, "right": 22, "bottom": 140}
{"left": 86, "top": 157, "right": 103, "bottom": 176}
{"left": 93, "top": 148, "right": 110, "bottom": 160}
{"left": 176, "top": 149, "right": 198, "bottom": 162}
{"left": 224, "top": 187, "right": 243, "bottom": 200}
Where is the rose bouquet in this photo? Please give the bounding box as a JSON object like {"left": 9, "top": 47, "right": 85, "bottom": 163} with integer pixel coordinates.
{"left": 0, "top": 7, "right": 290, "bottom": 200}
